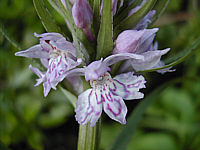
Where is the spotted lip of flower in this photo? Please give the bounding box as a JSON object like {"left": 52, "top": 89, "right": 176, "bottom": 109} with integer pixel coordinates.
{"left": 115, "top": 28, "right": 174, "bottom": 73}
{"left": 15, "top": 32, "right": 82, "bottom": 97}
{"left": 69, "top": 54, "right": 145, "bottom": 127}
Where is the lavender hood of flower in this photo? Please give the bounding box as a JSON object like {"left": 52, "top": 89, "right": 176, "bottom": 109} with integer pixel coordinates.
{"left": 114, "top": 28, "right": 172, "bottom": 73}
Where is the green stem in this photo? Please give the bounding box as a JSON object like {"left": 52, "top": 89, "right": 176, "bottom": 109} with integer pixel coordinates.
{"left": 77, "top": 118, "right": 101, "bottom": 150}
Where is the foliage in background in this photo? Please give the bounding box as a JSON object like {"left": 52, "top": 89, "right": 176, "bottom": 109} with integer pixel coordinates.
{"left": 0, "top": 0, "right": 200, "bottom": 150}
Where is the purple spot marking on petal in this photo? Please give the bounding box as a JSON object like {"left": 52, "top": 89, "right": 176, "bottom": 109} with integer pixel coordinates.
{"left": 112, "top": 82, "right": 117, "bottom": 92}
{"left": 95, "top": 92, "right": 104, "bottom": 104}
{"left": 57, "top": 56, "right": 62, "bottom": 67}
{"left": 55, "top": 70, "right": 58, "bottom": 78}
{"left": 113, "top": 79, "right": 130, "bottom": 98}
{"left": 65, "top": 64, "right": 68, "bottom": 69}
{"left": 127, "top": 80, "right": 143, "bottom": 88}
{"left": 101, "top": 94, "right": 106, "bottom": 103}
{"left": 95, "top": 112, "right": 100, "bottom": 116}
{"left": 106, "top": 98, "right": 122, "bottom": 117}
{"left": 105, "top": 92, "right": 113, "bottom": 102}
{"left": 80, "top": 90, "right": 94, "bottom": 124}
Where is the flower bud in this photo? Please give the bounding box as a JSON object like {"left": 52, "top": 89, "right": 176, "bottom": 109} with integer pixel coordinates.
{"left": 114, "top": 28, "right": 158, "bottom": 54}
{"left": 72, "top": 0, "right": 95, "bottom": 41}
{"left": 72, "top": 0, "right": 93, "bottom": 29}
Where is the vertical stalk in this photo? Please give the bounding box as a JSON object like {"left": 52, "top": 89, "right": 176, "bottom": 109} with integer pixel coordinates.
{"left": 77, "top": 118, "right": 101, "bottom": 150}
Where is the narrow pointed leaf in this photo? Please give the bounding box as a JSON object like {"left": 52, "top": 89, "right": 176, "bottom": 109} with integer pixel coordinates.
{"left": 93, "top": 0, "right": 101, "bottom": 37}
{"left": 108, "top": 78, "right": 182, "bottom": 150}
{"left": 135, "top": 37, "right": 200, "bottom": 73}
{"left": 47, "top": 0, "right": 65, "bottom": 17}
{"left": 151, "top": 0, "right": 170, "bottom": 25}
{"left": 89, "top": 0, "right": 94, "bottom": 6}
{"left": 114, "top": 0, "right": 143, "bottom": 26}
{"left": 47, "top": 0, "right": 72, "bottom": 41}
{"left": 114, "top": 0, "right": 157, "bottom": 39}
{"left": 59, "top": 86, "right": 77, "bottom": 108}
{"left": 96, "top": 0, "right": 113, "bottom": 59}
{"left": 0, "top": 21, "right": 22, "bottom": 50}
{"left": 33, "top": 0, "right": 62, "bottom": 33}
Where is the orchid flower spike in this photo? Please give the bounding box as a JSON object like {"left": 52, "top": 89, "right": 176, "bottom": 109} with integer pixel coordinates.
{"left": 114, "top": 28, "right": 174, "bottom": 73}
{"left": 72, "top": 0, "right": 95, "bottom": 41}
{"left": 15, "top": 32, "right": 82, "bottom": 97}
{"left": 65, "top": 53, "right": 146, "bottom": 127}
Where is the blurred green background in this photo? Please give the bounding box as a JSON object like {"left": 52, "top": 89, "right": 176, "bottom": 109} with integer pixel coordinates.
{"left": 1, "top": 0, "right": 200, "bottom": 150}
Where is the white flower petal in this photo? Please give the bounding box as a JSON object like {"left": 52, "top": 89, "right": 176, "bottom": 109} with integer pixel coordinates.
{"left": 104, "top": 53, "right": 144, "bottom": 66}
{"left": 103, "top": 93, "right": 127, "bottom": 124}
{"left": 75, "top": 89, "right": 103, "bottom": 127}
{"left": 113, "top": 72, "right": 146, "bottom": 100}
{"left": 43, "top": 81, "right": 51, "bottom": 97}
{"left": 15, "top": 45, "right": 49, "bottom": 58}
{"left": 131, "top": 48, "right": 170, "bottom": 71}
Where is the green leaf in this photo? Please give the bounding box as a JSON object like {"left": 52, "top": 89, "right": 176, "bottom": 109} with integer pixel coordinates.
{"left": 151, "top": 0, "right": 170, "bottom": 25}
{"left": 0, "top": 21, "right": 22, "bottom": 50}
{"left": 33, "top": 0, "right": 62, "bottom": 33}
{"left": 96, "top": 0, "right": 113, "bottom": 59}
{"left": 135, "top": 36, "right": 200, "bottom": 73}
{"left": 114, "top": 0, "right": 157, "bottom": 39}
{"left": 93, "top": 0, "right": 101, "bottom": 37}
{"left": 46, "top": 0, "right": 72, "bottom": 41}
{"left": 107, "top": 79, "right": 181, "bottom": 150}
{"left": 89, "top": 0, "right": 94, "bottom": 6}
{"left": 59, "top": 86, "right": 77, "bottom": 107}
{"left": 114, "top": 0, "right": 143, "bottom": 26}
{"left": 47, "top": 0, "right": 65, "bottom": 18}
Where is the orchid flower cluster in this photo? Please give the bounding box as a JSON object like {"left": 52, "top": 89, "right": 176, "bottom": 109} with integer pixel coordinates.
{"left": 15, "top": 0, "right": 173, "bottom": 127}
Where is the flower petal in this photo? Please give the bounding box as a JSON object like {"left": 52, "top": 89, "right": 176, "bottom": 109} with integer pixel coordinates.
{"left": 113, "top": 72, "right": 146, "bottom": 100}
{"left": 85, "top": 59, "right": 111, "bottom": 82}
{"left": 40, "top": 58, "right": 49, "bottom": 68}
{"left": 153, "top": 61, "right": 176, "bottom": 74}
{"left": 72, "top": 0, "right": 93, "bottom": 29}
{"left": 15, "top": 45, "right": 49, "bottom": 58}
{"left": 128, "top": 0, "right": 146, "bottom": 16}
{"left": 136, "top": 28, "right": 158, "bottom": 54}
{"left": 112, "top": 0, "right": 118, "bottom": 15}
{"left": 135, "top": 10, "right": 156, "bottom": 30}
{"left": 34, "top": 32, "right": 63, "bottom": 41}
{"left": 57, "top": 68, "right": 85, "bottom": 82}
{"left": 104, "top": 53, "right": 144, "bottom": 66}
{"left": 43, "top": 81, "right": 51, "bottom": 97}
{"left": 75, "top": 89, "right": 103, "bottom": 127}
{"left": 131, "top": 48, "right": 170, "bottom": 71}
{"left": 115, "top": 30, "right": 145, "bottom": 53}
{"left": 52, "top": 39, "right": 77, "bottom": 57}
{"left": 103, "top": 93, "right": 127, "bottom": 124}
{"left": 29, "top": 64, "right": 45, "bottom": 86}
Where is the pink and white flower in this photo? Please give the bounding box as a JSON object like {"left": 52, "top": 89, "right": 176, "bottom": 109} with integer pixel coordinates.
{"left": 15, "top": 32, "right": 82, "bottom": 97}
{"left": 65, "top": 54, "right": 146, "bottom": 126}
